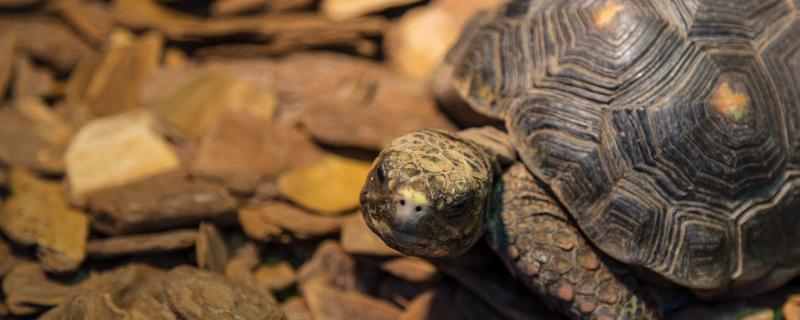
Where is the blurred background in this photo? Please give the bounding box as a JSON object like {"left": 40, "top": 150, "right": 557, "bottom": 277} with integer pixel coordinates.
{"left": 0, "top": 0, "right": 797, "bottom": 319}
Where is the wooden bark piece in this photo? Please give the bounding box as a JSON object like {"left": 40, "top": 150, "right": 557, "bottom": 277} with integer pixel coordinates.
{"left": 301, "top": 278, "right": 402, "bottom": 320}
{"left": 54, "top": 0, "right": 114, "bottom": 45}
{"left": 13, "top": 54, "right": 59, "bottom": 98}
{"left": 239, "top": 202, "right": 350, "bottom": 240}
{"left": 281, "top": 297, "right": 311, "bottom": 320}
{"left": 164, "top": 266, "right": 285, "bottom": 320}
{"left": 340, "top": 214, "right": 400, "bottom": 256}
{"left": 192, "top": 111, "right": 323, "bottom": 193}
{"left": 277, "top": 154, "right": 371, "bottom": 215}
{"left": 196, "top": 222, "right": 229, "bottom": 274}
{"left": 0, "top": 17, "right": 91, "bottom": 72}
{"left": 254, "top": 261, "right": 296, "bottom": 292}
{"left": 0, "top": 32, "right": 14, "bottom": 98}
{"left": 0, "top": 169, "right": 88, "bottom": 273}
{"left": 65, "top": 31, "right": 162, "bottom": 122}
{"left": 85, "top": 173, "right": 237, "bottom": 235}
{"left": 321, "top": 0, "right": 422, "bottom": 20}
{"left": 87, "top": 229, "right": 197, "bottom": 258}
{"left": 0, "top": 239, "right": 18, "bottom": 278}
{"left": 112, "top": 0, "right": 386, "bottom": 41}
{"left": 297, "top": 240, "right": 357, "bottom": 291}
{"left": 211, "top": 0, "right": 266, "bottom": 16}
{"left": 65, "top": 111, "right": 181, "bottom": 203}
{"left": 0, "top": 98, "right": 73, "bottom": 174}
{"left": 385, "top": 0, "right": 506, "bottom": 79}
{"left": 148, "top": 68, "right": 276, "bottom": 140}
{"left": 2, "top": 262, "right": 75, "bottom": 315}
{"left": 301, "top": 74, "right": 455, "bottom": 150}
{"left": 380, "top": 257, "right": 439, "bottom": 283}
{"left": 0, "top": 0, "right": 42, "bottom": 7}
{"left": 41, "top": 264, "right": 172, "bottom": 320}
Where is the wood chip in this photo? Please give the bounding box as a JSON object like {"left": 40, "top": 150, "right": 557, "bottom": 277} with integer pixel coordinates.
{"left": 85, "top": 173, "right": 238, "bottom": 235}
{"left": 193, "top": 111, "right": 323, "bottom": 194}
{"left": 2, "top": 262, "right": 75, "bottom": 315}
{"left": 211, "top": 0, "right": 266, "bottom": 16}
{"left": 302, "top": 69, "right": 455, "bottom": 150}
{"left": 148, "top": 68, "right": 276, "bottom": 140}
{"left": 0, "top": 32, "right": 14, "bottom": 98}
{"left": 54, "top": 0, "right": 114, "bottom": 45}
{"left": 65, "top": 111, "right": 181, "bottom": 203}
{"left": 0, "top": 17, "right": 91, "bottom": 72}
{"left": 13, "top": 54, "right": 59, "bottom": 98}
{"left": 784, "top": 295, "right": 800, "bottom": 320}
{"left": 301, "top": 278, "right": 402, "bottom": 320}
{"left": 254, "top": 261, "right": 297, "bottom": 292}
{"left": 385, "top": 0, "right": 505, "bottom": 79}
{"left": 0, "top": 97, "right": 73, "bottom": 174}
{"left": 0, "top": 169, "right": 88, "bottom": 273}
{"left": 297, "top": 240, "right": 357, "bottom": 291}
{"left": 277, "top": 154, "right": 372, "bottom": 215}
{"left": 224, "top": 242, "right": 260, "bottom": 285}
{"left": 380, "top": 257, "right": 439, "bottom": 283}
{"left": 194, "top": 33, "right": 376, "bottom": 58}
{"left": 0, "top": 0, "right": 42, "bottom": 7}
{"left": 240, "top": 202, "right": 351, "bottom": 240}
{"left": 64, "top": 31, "right": 162, "bottom": 122}
{"left": 196, "top": 222, "right": 229, "bottom": 274}
{"left": 281, "top": 296, "right": 311, "bottom": 320}
{"left": 87, "top": 229, "right": 197, "bottom": 258}
{"left": 164, "top": 266, "right": 285, "bottom": 320}
{"left": 239, "top": 208, "right": 284, "bottom": 242}
{"left": 321, "top": 0, "right": 422, "bottom": 20}
{"left": 113, "top": 0, "right": 386, "bottom": 41}
{"left": 340, "top": 214, "right": 401, "bottom": 256}
{"left": 41, "top": 264, "right": 172, "bottom": 320}
{"left": 0, "top": 238, "right": 18, "bottom": 278}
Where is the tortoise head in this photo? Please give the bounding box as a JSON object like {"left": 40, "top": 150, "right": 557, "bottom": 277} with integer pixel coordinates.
{"left": 360, "top": 130, "right": 494, "bottom": 257}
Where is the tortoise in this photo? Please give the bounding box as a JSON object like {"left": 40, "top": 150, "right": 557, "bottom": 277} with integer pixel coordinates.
{"left": 360, "top": 0, "right": 800, "bottom": 319}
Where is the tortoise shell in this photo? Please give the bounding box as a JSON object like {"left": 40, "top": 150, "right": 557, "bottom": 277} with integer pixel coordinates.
{"left": 445, "top": 0, "right": 800, "bottom": 290}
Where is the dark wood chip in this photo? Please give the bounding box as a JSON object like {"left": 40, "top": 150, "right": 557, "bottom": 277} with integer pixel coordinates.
{"left": 2, "top": 262, "right": 75, "bottom": 315}
{"left": 301, "top": 277, "right": 402, "bottom": 320}
{"left": 64, "top": 31, "right": 162, "bottom": 122}
{"left": 0, "top": 98, "right": 72, "bottom": 174}
{"left": 0, "top": 32, "right": 14, "bottom": 98}
{"left": 86, "top": 173, "right": 238, "bottom": 235}
{"left": 297, "top": 240, "right": 358, "bottom": 291}
{"left": 54, "top": 0, "right": 114, "bottom": 45}
{"left": 196, "top": 222, "right": 229, "bottom": 274}
{"left": 0, "top": 16, "right": 91, "bottom": 72}
{"left": 87, "top": 229, "right": 197, "bottom": 258}
{"left": 164, "top": 266, "right": 285, "bottom": 320}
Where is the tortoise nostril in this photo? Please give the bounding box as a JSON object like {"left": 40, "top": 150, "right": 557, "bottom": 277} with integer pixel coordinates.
{"left": 400, "top": 199, "right": 406, "bottom": 205}
{"left": 415, "top": 206, "right": 422, "bottom": 212}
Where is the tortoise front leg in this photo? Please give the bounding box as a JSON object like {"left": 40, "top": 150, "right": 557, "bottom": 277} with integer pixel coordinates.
{"left": 486, "top": 163, "right": 660, "bottom": 320}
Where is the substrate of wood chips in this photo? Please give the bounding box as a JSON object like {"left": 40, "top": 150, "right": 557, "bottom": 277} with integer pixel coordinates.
{"left": 0, "top": 1, "right": 797, "bottom": 320}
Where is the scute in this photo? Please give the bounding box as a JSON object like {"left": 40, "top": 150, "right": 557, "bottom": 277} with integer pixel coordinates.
{"left": 451, "top": 0, "right": 800, "bottom": 292}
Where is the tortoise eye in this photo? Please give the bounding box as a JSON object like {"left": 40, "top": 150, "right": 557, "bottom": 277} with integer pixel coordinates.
{"left": 376, "top": 165, "right": 387, "bottom": 184}
{"left": 440, "top": 198, "right": 470, "bottom": 220}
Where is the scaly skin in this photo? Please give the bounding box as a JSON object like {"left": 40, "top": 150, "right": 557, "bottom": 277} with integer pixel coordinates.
{"left": 487, "top": 163, "right": 660, "bottom": 320}
{"left": 361, "top": 129, "right": 661, "bottom": 319}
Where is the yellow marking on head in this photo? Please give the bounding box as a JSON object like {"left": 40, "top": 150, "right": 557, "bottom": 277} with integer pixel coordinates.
{"left": 398, "top": 188, "right": 429, "bottom": 206}
{"left": 594, "top": 0, "right": 626, "bottom": 29}
{"left": 711, "top": 81, "right": 749, "bottom": 121}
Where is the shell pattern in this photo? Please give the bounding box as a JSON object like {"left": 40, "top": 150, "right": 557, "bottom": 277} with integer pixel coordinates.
{"left": 448, "top": 0, "right": 800, "bottom": 291}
